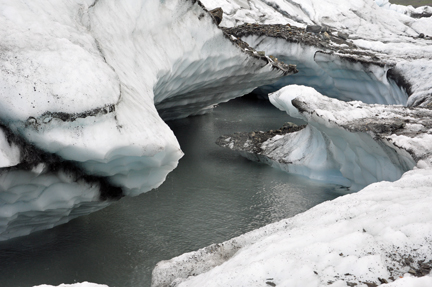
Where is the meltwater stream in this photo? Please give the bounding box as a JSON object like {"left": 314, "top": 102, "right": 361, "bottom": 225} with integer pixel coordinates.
{"left": 0, "top": 97, "right": 342, "bottom": 287}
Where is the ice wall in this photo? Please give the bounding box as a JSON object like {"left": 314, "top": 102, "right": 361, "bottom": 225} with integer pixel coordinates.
{"left": 0, "top": 0, "right": 292, "bottom": 240}
{"left": 202, "top": 0, "right": 432, "bottom": 107}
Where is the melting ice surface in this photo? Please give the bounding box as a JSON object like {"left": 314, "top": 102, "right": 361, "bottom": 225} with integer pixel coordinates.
{"left": 0, "top": 97, "right": 341, "bottom": 287}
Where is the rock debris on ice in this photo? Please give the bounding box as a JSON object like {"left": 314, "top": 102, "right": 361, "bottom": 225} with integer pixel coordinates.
{"left": 35, "top": 283, "right": 108, "bottom": 287}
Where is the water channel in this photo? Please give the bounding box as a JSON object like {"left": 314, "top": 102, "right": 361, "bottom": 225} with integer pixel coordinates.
{"left": 0, "top": 96, "right": 343, "bottom": 287}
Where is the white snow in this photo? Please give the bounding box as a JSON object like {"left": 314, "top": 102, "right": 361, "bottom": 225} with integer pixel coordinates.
{"left": 202, "top": 0, "right": 431, "bottom": 38}
{"left": 203, "top": 0, "right": 432, "bottom": 106}
{"left": 265, "top": 85, "right": 432, "bottom": 190}
{"left": 226, "top": 85, "right": 423, "bottom": 190}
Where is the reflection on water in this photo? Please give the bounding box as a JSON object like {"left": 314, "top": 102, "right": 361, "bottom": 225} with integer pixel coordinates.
{"left": 0, "top": 97, "right": 342, "bottom": 287}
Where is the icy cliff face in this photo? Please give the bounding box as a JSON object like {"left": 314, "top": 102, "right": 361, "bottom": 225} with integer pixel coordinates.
{"left": 217, "top": 85, "right": 432, "bottom": 190}
{"left": 0, "top": 0, "right": 293, "bottom": 240}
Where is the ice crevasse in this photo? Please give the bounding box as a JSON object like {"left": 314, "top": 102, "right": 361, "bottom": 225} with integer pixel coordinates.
{"left": 0, "top": 0, "right": 293, "bottom": 240}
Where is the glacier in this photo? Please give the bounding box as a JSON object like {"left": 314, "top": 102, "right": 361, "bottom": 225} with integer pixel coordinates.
{"left": 375, "top": 0, "right": 432, "bottom": 18}
{"left": 0, "top": 0, "right": 295, "bottom": 240}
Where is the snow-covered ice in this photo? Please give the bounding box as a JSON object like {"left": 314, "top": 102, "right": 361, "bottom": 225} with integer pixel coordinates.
{"left": 0, "top": 0, "right": 292, "bottom": 240}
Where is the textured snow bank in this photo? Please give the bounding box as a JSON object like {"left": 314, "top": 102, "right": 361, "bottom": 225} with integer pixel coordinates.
{"left": 152, "top": 164, "right": 432, "bottom": 287}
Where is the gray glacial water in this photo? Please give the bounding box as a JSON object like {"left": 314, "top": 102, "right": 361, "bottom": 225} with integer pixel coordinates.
{"left": 0, "top": 96, "right": 342, "bottom": 287}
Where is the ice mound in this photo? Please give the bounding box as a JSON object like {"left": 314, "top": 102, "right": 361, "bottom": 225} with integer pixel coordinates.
{"left": 152, "top": 143, "right": 432, "bottom": 287}
{"left": 0, "top": 0, "right": 294, "bottom": 240}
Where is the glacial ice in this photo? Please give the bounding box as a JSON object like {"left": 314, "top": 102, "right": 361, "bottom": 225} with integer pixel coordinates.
{"left": 150, "top": 0, "right": 432, "bottom": 285}
{"left": 0, "top": 0, "right": 291, "bottom": 240}
{"left": 152, "top": 166, "right": 432, "bottom": 287}
{"left": 202, "top": 0, "right": 432, "bottom": 106}
{"left": 242, "top": 36, "right": 408, "bottom": 105}
{"left": 216, "top": 85, "right": 431, "bottom": 190}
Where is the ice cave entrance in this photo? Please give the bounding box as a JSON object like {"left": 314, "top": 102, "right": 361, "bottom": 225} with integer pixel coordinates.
{"left": 239, "top": 35, "right": 410, "bottom": 106}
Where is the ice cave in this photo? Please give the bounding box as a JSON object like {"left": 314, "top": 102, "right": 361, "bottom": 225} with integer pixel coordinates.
{"left": 0, "top": 0, "right": 432, "bottom": 286}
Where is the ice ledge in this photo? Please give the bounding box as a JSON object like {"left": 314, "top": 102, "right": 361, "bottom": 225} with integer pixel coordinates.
{"left": 216, "top": 86, "right": 432, "bottom": 190}
{"left": 152, "top": 86, "right": 432, "bottom": 286}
